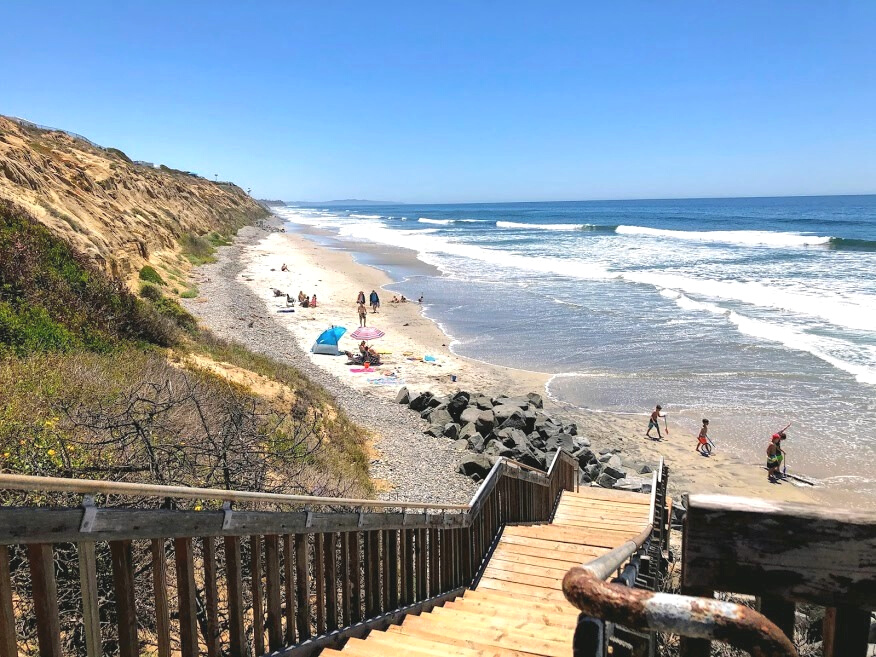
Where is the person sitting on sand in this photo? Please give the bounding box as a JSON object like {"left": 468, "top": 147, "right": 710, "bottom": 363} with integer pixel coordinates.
{"left": 281, "top": 263, "right": 288, "bottom": 272}
{"left": 286, "top": 293, "right": 294, "bottom": 306}
{"left": 645, "top": 405, "right": 666, "bottom": 440}
{"left": 310, "top": 294, "right": 318, "bottom": 307}
{"left": 301, "top": 295, "right": 311, "bottom": 308}
{"left": 358, "top": 301, "right": 367, "bottom": 326}
{"left": 357, "top": 290, "right": 366, "bottom": 305}
{"left": 370, "top": 290, "right": 380, "bottom": 313}
{"left": 767, "top": 422, "right": 791, "bottom": 481}
{"left": 696, "top": 419, "right": 709, "bottom": 455}
{"left": 298, "top": 291, "right": 306, "bottom": 303}
{"left": 418, "top": 295, "right": 424, "bottom": 303}
{"left": 391, "top": 295, "right": 399, "bottom": 303}
{"left": 400, "top": 295, "right": 407, "bottom": 303}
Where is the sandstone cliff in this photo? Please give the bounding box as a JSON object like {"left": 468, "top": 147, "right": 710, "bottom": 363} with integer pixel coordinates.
{"left": 0, "top": 115, "right": 266, "bottom": 285}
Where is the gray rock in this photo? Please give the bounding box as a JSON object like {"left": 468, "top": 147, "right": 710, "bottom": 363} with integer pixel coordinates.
{"left": 603, "top": 465, "right": 627, "bottom": 480}
{"left": 565, "top": 422, "right": 578, "bottom": 436}
{"left": 447, "top": 395, "right": 469, "bottom": 421}
{"left": 459, "top": 422, "right": 480, "bottom": 441}
{"left": 572, "top": 448, "right": 596, "bottom": 468}
{"left": 427, "top": 395, "right": 445, "bottom": 409}
{"left": 424, "top": 424, "right": 444, "bottom": 437}
{"left": 498, "top": 409, "right": 527, "bottom": 431}
{"left": 475, "top": 410, "right": 496, "bottom": 435}
{"left": 639, "top": 464, "right": 654, "bottom": 474}
{"left": 585, "top": 463, "right": 601, "bottom": 481}
{"left": 598, "top": 453, "right": 614, "bottom": 463}
{"left": 473, "top": 396, "right": 493, "bottom": 410}
{"left": 596, "top": 472, "right": 618, "bottom": 488}
{"left": 607, "top": 455, "right": 623, "bottom": 470}
{"left": 522, "top": 408, "right": 537, "bottom": 433}
{"left": 443, "top": 423, "right": 459, "bottom": 440}
{"left": 429, "top": 408, "right": 453, "bottom": 427}
{"left": 613, "top": 477, "right": 644, "bottom": 492}
{"left": 468, "top": 434, "right": 486, "bottom": 453}
{"left": 572, "top": 436, "right": 591, "bottom": 450}
{"left": 451, "top": 438, "right": 469, "bottom": 451}
{"left": 459, "top": 406, "right": 481, "bottom": 426}
{"left": 408, "top": 392, "right": 433, "bottom": 412}
{"left": 492, "top": 404, "right": 519, "bottom": 423}
{"left": 516, "top": 450, "right": 542, "bottom": 470}
{"left": 457, "top": 454, "right": 492, "bottom": 479}
{"left": 526, "top": 392, "right": 544, "bottom": 409}
{"left": 395, "top": 386, "right": 410, "bottom": 405}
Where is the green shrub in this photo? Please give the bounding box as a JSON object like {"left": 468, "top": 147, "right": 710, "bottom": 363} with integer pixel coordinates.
{"left": 180, "top": 233, "right": 216, "bottom": 265}
{"left": 180, "top": 286, "right": 198, "bottom": 299}
{"left": 139, "top": 282, "right": 164, "bottom": 302}
{"left": 207, "top": 231, "right": 232, "bottom": 247}
{"left": 138, "top": 265, "right": 165, "bottom": 285}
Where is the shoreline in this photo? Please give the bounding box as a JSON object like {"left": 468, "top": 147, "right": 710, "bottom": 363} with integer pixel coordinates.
{"left": 185, "top": 217, "right": 868, "bottom": 510}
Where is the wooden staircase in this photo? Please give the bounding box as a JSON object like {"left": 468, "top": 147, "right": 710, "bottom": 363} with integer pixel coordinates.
{"left": 322, "top": 487, "right": 652, "bottom": 657}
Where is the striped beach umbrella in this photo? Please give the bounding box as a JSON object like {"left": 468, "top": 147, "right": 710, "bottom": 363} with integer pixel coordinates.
{"left": 350, "top": 327, "right": 386, "bottom": 341}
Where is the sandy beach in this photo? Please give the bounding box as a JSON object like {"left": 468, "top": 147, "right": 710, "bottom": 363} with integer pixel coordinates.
{"left": 185, "top": 217, "right": 867, "bottom": 511}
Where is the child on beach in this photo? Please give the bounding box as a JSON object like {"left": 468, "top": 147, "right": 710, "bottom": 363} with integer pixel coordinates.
{"left": 357, "top": 291, "right": 366, "bottom": 305}
{"left": 310, "top": 294, "right": 318, "bottom": 307}
{"left": 370, "top": 290, "right": 380, "bottom": 313}
{"left": 645, "top": 405, "right": 667, "bottom": 440}
{"left": 696, "top": 419, "right": 709, "bottom": 455}
{"left": 767, "top": 422, "right": 791, "bottom": 482}
{"left": 357, "top": 301, "right": 367, "bottom": 326}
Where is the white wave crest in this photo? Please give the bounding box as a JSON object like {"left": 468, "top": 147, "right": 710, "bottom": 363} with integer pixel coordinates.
{"left": 418, "top": 218, "right": 454, "bottom": 225}
{"left": 497, "top": 221, "right": 591, "bottom": 231}
{"left": 616, "top": 225, "right": 832, "bottom": 247}
{"left": 349, "top": 213, "right": 383, "bottom": 219}
{"left": 662, "top": 289, "right": 876, "bottom": 385}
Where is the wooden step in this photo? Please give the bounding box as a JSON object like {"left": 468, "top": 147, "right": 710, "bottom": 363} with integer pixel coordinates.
{"left": 386, "top": 623, "right": 543, "bottom": 657}
{"left": 490, "top": 543, "right": 594, "bottom": 570}
{"left": 498, "top": 532, "right": 609, "bottom": 557}
{"left": 363, "top": 629, "right": 487, "bottom": 656}
{"left": 505, "top": 525, "right": 638, "bottom": 548}
{"left": 477, "top": 577, "right": 568, "bottom": 602}
{"left": 444, "top": 600, "right": 577, "bottom": 628}
{"left": 480, "top": 567, "right": 562, "bottom": 590}
{"left": 462, "top": 589, "right": 578, "bottom": 616}
{"left": 429, "top": 606, "right": 572, "bottom": 642}
{"left": 485, "top": 555, "right": 571, "bottom": 580}
{"left": 400, "top": 614, "right": 570, "bottom": 657}
{"left": 562, "top": 488, "right": 650, "bottom": 504}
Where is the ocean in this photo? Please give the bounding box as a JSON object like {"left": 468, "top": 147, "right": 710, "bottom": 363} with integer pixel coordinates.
{"left": 274, "top": 196, "right": 876, "bottom": 495}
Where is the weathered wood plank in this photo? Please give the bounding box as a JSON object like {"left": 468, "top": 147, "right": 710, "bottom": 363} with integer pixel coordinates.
{"left": 27, "top": 543, "right": 62, "bottom": 657}
{"left": 404, "top": 528, "right": 416, "bottom": 604}
{"left": 224, "top": 536, "right": 247, "bottom": 657}
{"left": 0, "top": 546, "right": 17, "bottom": 657}
{"left": 387, "top": 529, "right": 399, "bottom": 609}
{"left": 77, "top": 542, "right": 102, "bottom": 657}
{"left": 349, "top": 531, "right": 362, "bottom": 624}
{"left": 109, "top": 540, "right": 138, "bottom": 657}
{"left": 416, "top": 527, "right": 426, "bottom": 601}
{"left": 251, "top": 535, "right": 265, "bottom": 656}
{"left": 150, "top": 540, "right": 171, "bottom": 657}
{"left": 823, "top": 606, "right": 871, "bottom": 657}
{"left": 324, "top": 532, "right": 339, "bottom": 632}
{"left": 295, "top": 533, "right": 311, "bottom": 640}
{"left": 0, "top": 507, "right": 468, "bottom": 544}
{"left": 264, "top": 534, "right": 283, "bottom": 651}
{"left": 174, "top": 537, "right": 199, "bottom": 657}
{"left": 684, "top": 494, "right": 876, "bottom": 607}
{"left": 283, "top": 534, "right": 297, "bottom": 645}
{"left": 340, "top": 531, "right": 351, "bottom": 626}
{"left": 313, "top": 533, "right": 326, "bottom": 634}
{"left": 201, "top": 537, "right": 221, "bottom": 657}
{"left": 757, "top": 597, "right": 795, "bottom": 644}
{"left": 428, "top": 528, "right": 439, "bottom": 597}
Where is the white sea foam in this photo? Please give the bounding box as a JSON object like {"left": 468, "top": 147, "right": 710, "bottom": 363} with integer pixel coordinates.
{"left": 418, "top": 217, "right": 453, "bottom": 225}
{"left": 349, "top": 213, "right": 383, "bottom": 219}
{"left": 616, "top": 225, "right": 832, "bottom": 247}
{"left": 662, "top": 289, "right": 876, "bottom": 385}
{"left": 496, "top": 221, "right": 591, "bottom": 231}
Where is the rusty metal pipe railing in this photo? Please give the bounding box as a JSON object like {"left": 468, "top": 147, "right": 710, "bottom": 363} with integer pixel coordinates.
{"left": 577, "top": 524, "right": 653, "bottom": 581}
{"left": 562, "top": 573, "right": 797, "bottom": 657}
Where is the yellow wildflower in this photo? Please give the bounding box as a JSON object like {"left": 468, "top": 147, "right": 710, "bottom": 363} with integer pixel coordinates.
{"left": 47, "top": 449, "right": 56, "bottom": 456}
{"left": 194, "top": 504, "right": 203, "bottom": 511}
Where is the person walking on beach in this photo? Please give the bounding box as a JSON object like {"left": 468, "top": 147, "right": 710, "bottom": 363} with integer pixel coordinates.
{"left": 370, "top": 290, "right": 380, "bottom": 313}
{"left": 357, "top": 300, "right": 367, "bottom": 327}
{"left": 645, "top": 405, "right": 667, "bottom": 440}
{"left": 696, "top": 419, "right": 710, "bottom": 455}
{"left": 357, "top": 290, "right": 366, "bottom": 305}
{"left": 767, "top": 422, "right": 791, "bottom": 482}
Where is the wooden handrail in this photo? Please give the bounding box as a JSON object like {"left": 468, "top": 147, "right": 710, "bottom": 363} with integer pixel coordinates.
{"left": 0, "top": 473, "right": 470, "bottom": 510}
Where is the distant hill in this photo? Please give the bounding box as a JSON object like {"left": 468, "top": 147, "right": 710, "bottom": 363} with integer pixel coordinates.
{"left": 286, "top": 199, "right": 400, "bottom": 207}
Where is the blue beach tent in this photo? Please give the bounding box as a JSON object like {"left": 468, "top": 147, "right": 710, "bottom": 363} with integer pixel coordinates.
{"left": 312, "top": 326, "right": 347, "bottom": 355}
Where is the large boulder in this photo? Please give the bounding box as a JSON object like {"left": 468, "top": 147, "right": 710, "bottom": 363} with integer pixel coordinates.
{"left": 475, "top": 410, "right": 496, "bottom": 435}
{"left": 596, "top": 472, "right": 618, "bottom": 488}
{"left": 572, "top": 447, "right": 596, "bottom": 468}
{"left": 459, "top": 406, "right": 482, "bottom": 426}
{"left": 408, "top": 392, "right": 433, "bottom": 412}
{"left": 572, "top": 436, "right": 591, "bottom": 450}
{"left": 497, "top": 409, "right": 527, "bottom": 431}
{"left": 447, "top": 394, "right": 469, "bottom": 421}
{"left": 443, "top": 423, "right": 459, "bottom": 440}
{"left": 468, "top": 433, "right": 486, "bottom": 453}
{"left": 473, "top": 396, "right": 493, "bottom": 410}
{"left": 395, "top": 386, "right": 410, "bottom": 405}
{"left": 451, "top": 438, "right": 469, "bottom": 451}
{"left": 496, "top": 427, "right": 528, "bottom": 450}
{"left": 585, "top": 463, "right": 602, "bottom": 481}
{"left": 457, "top": 455, "right": 492, "bottom": 479}
{"left": 427, "top": 395, "right": 445, "bottom": 409}
{"left": 428, "top": 408, "right": 453, "bottom": 427}
{"left": 603, "top": 464, "right": 627, "bottom": 480}
{"left": 614, "top": 477, "right": 645, "bottom": 493}
{"left": 639, "top": 464, "right": 654, "bottom": 474}
{"left": 516, "top": 450, "right": 542, "bottom": 470}
{"left": 564, "top": 423, "right": 579, "bottom": 436}
{"left": 424, "top": 424, "right": 444, "bottom": 437}
{"left": 459, "top": 422, "right": 480, "bottom": 441}
{"left": 526, "top": 392, "right": 544, "bottom": 409}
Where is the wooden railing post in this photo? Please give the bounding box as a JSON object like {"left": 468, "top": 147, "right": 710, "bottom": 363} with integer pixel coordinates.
{"left": 313, "top": 533, "right": 326, "bottom": 634}
{"left": 324, "top": 533, "right": 339, "bottom": 632}
{"left": 264, "top": 535, "right": 283, "bottom": 651}
{"left": 77, "top": 542, "right": 102, "bottom": 657}
{"left": 283, "top": 534, "right": 297, "bottom": 645}
{"left": 27, "top": 543, "right": 62, "bottom": 657}
{"left": 0, "top": 546, "right": 17, "bottom": 657}
{"left": 173, "top": 537, "right": 199, "bottom": 657}
{"left": 251, "top": 535, "right": 265, "bottom": 656}
{"left": 294, "top": 534, "right": 311, "bottom": 640}
{"left": 823, "top": 606, "right": 871, "bottom": 657}
{"left": 201, "top": 537, "right": 221, "bottom": 657}
{"left": 365, "top": 531, "right": 379, "bottom": 617}
{"left": 387, "top": 529, "right": 399, "bottom": 608}
{"left": 348, "top": 532, "right": 362, "bottom": 624}
{"left": 224, "top": 536, "right": 248, "bottom": 657}
{"left": 756, "top": 596, "right": 795, "bottom": 645}
{"left": 340, "top": 532, "right": 352, "bottom": 627}
{"left": 109, "top": 540, "right": 138, "bottom": 657}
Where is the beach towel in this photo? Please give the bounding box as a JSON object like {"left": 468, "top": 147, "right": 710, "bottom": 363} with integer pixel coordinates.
{"left": 424, "top": 355, "right": 436, "bottom": 362}
{"left": 277, "top": 309, "right": 295, "bottom": 313}
{"left": 367, "top": 377, "right": 404, "bottom": 386}
{"left": 349, "top": 368, "right": 374, "bottom": 373}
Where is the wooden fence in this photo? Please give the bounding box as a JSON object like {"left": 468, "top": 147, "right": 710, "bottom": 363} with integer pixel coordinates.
{"left": 679, "top": 494, "right": 876, "bottom": 657}
{"left": 0, "top": 452, "right": 579, "bottom": 657}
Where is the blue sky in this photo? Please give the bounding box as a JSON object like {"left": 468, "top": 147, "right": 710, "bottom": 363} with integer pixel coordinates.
{"left": 3, "top": 2, "right": 875, "bottom": 203}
